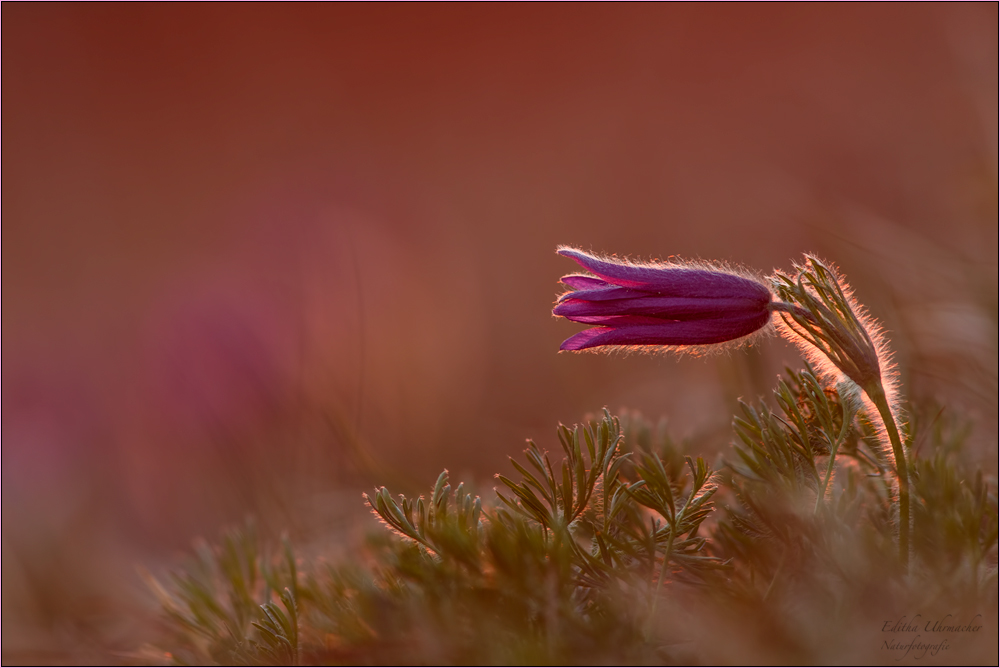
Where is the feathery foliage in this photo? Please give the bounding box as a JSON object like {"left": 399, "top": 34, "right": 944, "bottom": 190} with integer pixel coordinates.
{"left": 146, "top": 374, "right": 997, "bottom": 664}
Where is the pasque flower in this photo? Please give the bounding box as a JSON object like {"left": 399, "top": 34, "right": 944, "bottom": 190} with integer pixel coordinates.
{"left": 554, "top": 247, "right": 913, "bottom": 571}
{"left": 553, "top": 247, "right": 774, "bottom": 351}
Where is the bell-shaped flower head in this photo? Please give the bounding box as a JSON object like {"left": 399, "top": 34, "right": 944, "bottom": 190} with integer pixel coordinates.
{"left": 553, "top": 247, "right": 775, "bottom": 352}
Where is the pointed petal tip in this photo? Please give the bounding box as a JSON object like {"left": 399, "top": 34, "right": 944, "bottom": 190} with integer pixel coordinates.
{"left": 560, "top": 274, "right": 607, "bottom": 290}
{"left": 558, "top": 328, "right": 606, "bottom": 351}
{"left": 556, "top": 246, "right": 592, "bottom": 261}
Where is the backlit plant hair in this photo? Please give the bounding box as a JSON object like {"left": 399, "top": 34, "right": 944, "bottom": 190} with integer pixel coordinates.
{"left": 770, "top": 255, "right": 910, "bottom": 569}
{"left": 554, "top": 249, "right": 911, "bottom": 570}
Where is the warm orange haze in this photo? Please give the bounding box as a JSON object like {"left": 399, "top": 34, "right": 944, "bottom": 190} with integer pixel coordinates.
{"left": 3, "top": 4, "right": 997, "bottom": 663}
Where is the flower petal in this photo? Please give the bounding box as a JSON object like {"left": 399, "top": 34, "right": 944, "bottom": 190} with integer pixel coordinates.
{"left": 558, "top": 328, "right": 612, "bottom": 351}
{"left": 556, "top": 285, "right": 652, "bottom": 303}
{"left": 560, "top": 274, "right": 608, "bottom": 289}
{"left": 557, "top": 247, "right": 771, "bottom": 301}
{"left": 558, "top": 312, "right": 771, "bottom": 351}
{"left": 554, "top": 296, "right": 768, "bottom": 321}
{"left": 560, "top": 314, "right": 673, "bottom": 326}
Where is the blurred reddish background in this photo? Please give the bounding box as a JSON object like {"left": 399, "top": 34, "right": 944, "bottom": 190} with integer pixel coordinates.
{"left": 3, "top": 4, "right": 996, "bottom": 661}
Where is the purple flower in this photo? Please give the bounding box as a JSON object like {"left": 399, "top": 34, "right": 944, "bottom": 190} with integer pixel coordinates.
{"left": 553, "top": 247, "right": 774, "bottom": 351}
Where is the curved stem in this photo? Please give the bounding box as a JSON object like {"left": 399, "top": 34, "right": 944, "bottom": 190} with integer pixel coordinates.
{"left": 646, "top": 525, "right": 675, "bottom": 639}
{"left": 814, "top": 441, "right": 841, "bottom": 515}
{"left": 866, "top": 383, "right": 910, "bottom": 572}
{"left": 814, "top": 402, "right": 854, "bottom": 514}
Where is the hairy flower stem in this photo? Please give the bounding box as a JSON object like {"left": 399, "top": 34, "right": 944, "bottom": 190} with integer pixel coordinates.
{"left": 815, "top": 442, "right": 842, "bottom": 515}
{"left": 646, "top": 526, "right": 675, "bottom": 639}
{"left": 865, "top": 382, "right": 910, "bottom": 572}
{"left": 814, "top": 403, "right": 853, "bottom": 514}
